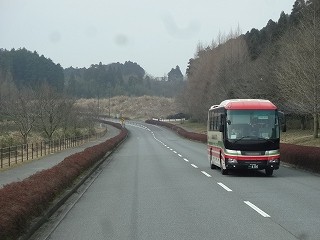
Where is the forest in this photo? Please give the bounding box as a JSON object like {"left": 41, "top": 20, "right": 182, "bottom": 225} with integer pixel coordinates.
{"left": 177, "top": 0, "right": 320, "bottom": 138}
{"left": 64, "top": 62, "right": 184, "bottom": 98}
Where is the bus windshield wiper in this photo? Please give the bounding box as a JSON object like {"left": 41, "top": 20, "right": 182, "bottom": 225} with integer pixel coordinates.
{"left": 256, "top": 137, "right": 275, "bottom": 143}
{"left": 232, "top": 136, "right": 251, "bottom": 144}
{"left": 232, "top": 136, "right": 275, "bottom": 144}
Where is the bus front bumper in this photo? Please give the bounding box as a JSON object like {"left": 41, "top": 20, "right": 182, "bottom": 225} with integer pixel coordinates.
{"left": 225, "top": 159, "right": 280, "bottom": 170}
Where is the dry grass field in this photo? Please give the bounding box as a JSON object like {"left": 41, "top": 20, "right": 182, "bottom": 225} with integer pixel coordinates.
{"left": 76, "top": 95, "right": 178, "bottom": 120}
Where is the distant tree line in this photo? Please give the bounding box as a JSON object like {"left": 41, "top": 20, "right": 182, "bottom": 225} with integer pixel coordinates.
{"left": 177, "top": 0, "right": 320, "bottom": 138}
{"left": 64, "top": 62, "right": 184, "bottom": 98}
{"left": 0, "top": 48, "right": 64, "bottom": 91}
{"left": 0, "top": 48, "right": 184, "bottom": 99}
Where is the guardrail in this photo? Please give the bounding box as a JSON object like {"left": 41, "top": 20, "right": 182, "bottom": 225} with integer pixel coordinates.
{"left": 152, "top": 118, "right": 185, "bottom": 122}
{"left": 0, "top": 130, "right": 107, "bottom": 169}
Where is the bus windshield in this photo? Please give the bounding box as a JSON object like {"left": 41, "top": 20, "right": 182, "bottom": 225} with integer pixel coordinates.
{"left": 226, "top": 110, "right": 279, "bottom": 140}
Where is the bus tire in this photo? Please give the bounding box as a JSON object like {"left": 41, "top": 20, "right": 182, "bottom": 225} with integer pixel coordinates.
{"left": 210, "top": 158, "right": 216, "bottom": 169}
{"left": 265, "top": 169, "right": 273, "bottom": 176}
{"left": 220, "top": 160, "right": 228, "bottom": 175}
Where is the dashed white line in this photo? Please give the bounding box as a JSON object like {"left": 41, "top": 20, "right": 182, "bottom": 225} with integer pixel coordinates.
{"left": 201, "top": 171, "right": 212, "bottom": 177}
{"left": 217, "top": 182, "right": 233, "bottom": 192}
{"left": 191, "top": 164, "right": 198, "bottom": 168}
{"left": 183, "top": 158, "right": 189, "bottom": 162}
{"left": 178, "top": 154, "right": 182, "bottom": 157}
{"left": 173, "top": 151, "right": 177, "bottom": 154}
{"left": 244, "top": 201, "right": 270, "bottom": 218}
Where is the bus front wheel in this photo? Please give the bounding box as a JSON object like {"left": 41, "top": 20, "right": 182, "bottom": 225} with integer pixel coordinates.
{"left": 210, "top": 157, "right": 216, "bottom": 169}
{"left": 265, "top": 169, "right": 273, "bottom": 176}
{"left": 220, "top": 160, "right": 228, "bottom": 175}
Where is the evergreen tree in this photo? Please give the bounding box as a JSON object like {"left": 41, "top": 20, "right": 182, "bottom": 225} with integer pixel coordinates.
{"left": 168, "top": 65, "right": 183, "bottom": 82}
{"left": 290, "top": 0, "right": 307, "bottom": 25}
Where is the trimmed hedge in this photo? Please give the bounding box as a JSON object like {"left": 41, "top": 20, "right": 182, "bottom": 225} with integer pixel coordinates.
{"left": 145, "top": 119, "right": 320, "bottom": 174}
{"left": 145, "top": 119, "right": 207, "bottom": 143}
{"left": 0, "top": 121, "right": 128, "bottom": 240}
{"left": 280, "top": 143, "right": 320, "bottom": 173}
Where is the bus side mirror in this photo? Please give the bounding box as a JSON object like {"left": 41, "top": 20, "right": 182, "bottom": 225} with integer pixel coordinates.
{"left": 279, "top": 111, "right": 287, "bottom": 132}
{"left": 282, "top": 125, "right": 287, "bottom": 132}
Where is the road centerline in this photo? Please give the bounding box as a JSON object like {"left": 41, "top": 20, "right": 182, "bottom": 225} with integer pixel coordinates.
{"left": 191, "top": 164, "right": 198, "bottom": 168}
{"left": 244, "top": 201, "right": 270, "bottom": 218}
{"left": 217, "top": 182, "right": 233, "bottom": 192}
{"left": 201, "top": 171, "right": 212, "bottom": 177}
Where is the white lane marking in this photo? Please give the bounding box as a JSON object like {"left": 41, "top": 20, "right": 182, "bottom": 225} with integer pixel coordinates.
{"left": 201, "top": 171, "right": 212, "bottom": 177}
{"left": 178, "top": 154, "right": 182, "bottom": 157}
{"left": 183, "top": 158, "right": 189, "bottom": 162}
{"left": 191, "top": 164, "right": 198, "bottom": 168}
{"left": 170, "top": 148, "right": 173, "bottom": 151}
{"left": 217, "top": 182, "right": 233, "bottom": 192}
{"left": 173, "top": 151, "right": 177, "bottom": 154}
{"left": 167, "top": 147, "right": 170, "bottom": 149}
{"left": 244, "top": 201, "right": 270, "bottom": 218}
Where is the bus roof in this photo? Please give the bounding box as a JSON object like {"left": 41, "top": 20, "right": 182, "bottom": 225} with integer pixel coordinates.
{"left": 210, "top": 99, "right": 277, "bottom": 110}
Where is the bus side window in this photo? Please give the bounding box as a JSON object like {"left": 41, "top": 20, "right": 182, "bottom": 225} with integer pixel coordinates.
{"left": 217, "top": 115, "right": 221, "bottom": 131}
{"left": 210, "top": 112, "right": 215, "bottom": 131}
{"left": 214, "top": 115, "right": 219, "bottom": 130}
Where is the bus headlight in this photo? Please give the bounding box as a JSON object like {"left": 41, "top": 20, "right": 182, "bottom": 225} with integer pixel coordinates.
{"left": 226, "top": 158, "right": 238, "bottom": 164}
{"left": 268, "top": 159, "right": 279, "bottom": 164}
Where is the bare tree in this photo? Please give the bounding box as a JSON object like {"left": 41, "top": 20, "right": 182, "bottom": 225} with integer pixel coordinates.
{"left": 276, "top": 1, "right": 320, "bottom": 137}
{"left": 177, "top": 30, "right": 251, "bottom": 122}
{"left": 2, "top": 87, "right": 36, "bottom": 144}
{"left": 35, "top": 84, "right": 71, "bottom": 140}
{"left": 215, "top": 35, "right": 250, "bottom": 99}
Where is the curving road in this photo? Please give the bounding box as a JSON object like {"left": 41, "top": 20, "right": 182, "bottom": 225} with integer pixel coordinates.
{"left": 30, "top": 122, "right": 320, "bottom": 240}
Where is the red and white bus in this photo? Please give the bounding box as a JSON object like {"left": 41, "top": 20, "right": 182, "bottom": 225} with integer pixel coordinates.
{"left": 207, "top": 99, "right": 286, "bottom": 176}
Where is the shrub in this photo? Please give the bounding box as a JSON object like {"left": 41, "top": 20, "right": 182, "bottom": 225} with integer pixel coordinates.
{"left": 280, "top": 143, "right": 320, "bottom": 173}
{"left": 145, "top": 119, "right": 206, "bottom": 143}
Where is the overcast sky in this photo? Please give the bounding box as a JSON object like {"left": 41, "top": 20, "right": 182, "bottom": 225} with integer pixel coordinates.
{"left": 0, "top": 0, "right": 294, "bottom": 77}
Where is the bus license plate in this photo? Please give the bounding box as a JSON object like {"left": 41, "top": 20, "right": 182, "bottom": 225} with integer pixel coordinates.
{"left": 249, "top": 164, "right": 259, "bottom": 169}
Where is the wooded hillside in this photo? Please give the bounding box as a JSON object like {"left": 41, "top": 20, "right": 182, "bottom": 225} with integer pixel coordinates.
{"left": 177, "top": 0, "right": 320, "bottom": 138}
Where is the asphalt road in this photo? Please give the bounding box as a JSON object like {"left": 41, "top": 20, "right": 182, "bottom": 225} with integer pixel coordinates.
{"left": 30, "top": 121, "right": 320, "bottom": 240}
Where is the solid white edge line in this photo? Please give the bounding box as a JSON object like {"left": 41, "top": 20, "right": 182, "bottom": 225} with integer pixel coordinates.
{"left": 191, "top": 164, "right": 198, "bottom": 168}
{"left": 244, "top": 201, "right": 270, "bottom": 218}
{"left": 217, "top": 182, "right": 233, "bottom": 192}
{"left": 201, "top": 171, "right": 212, "bottom": 177}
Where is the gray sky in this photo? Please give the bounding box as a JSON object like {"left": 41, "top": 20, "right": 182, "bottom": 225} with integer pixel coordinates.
{"left": 0, "top": 0, "right": 294, "bottom": 77}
